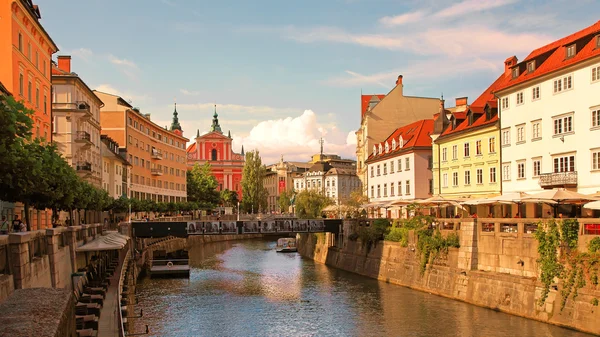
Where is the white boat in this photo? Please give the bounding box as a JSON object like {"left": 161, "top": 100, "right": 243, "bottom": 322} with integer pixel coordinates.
{"left": 276, "top": 238, "right": 297, "bottom": 253}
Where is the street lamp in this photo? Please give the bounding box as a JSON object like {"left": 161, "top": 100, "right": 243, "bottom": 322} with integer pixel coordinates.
{"left": 237, "top": 201, "right": 240, "bottom": 221}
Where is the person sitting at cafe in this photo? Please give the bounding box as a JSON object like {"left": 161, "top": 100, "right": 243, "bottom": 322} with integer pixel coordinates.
{"left": 514, "top": 213, "right": 521, "bottom": 218}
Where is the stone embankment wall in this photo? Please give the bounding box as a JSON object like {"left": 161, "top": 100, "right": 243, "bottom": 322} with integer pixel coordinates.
{"left": 297, "top": 219, "right": 600, "bottom": 335}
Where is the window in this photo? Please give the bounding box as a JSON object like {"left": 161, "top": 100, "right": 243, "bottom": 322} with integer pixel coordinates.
{"left": 377, "top": 185, "right": 381, "bottom": 198}
{"left": 553, "top": 155, "right": 575, "bottom": 173}
{"left": 527, "top": 61, "right": 536, "bottom": 73}
{"left": 370, "top": 167, "right": 374, "bottom": 178}
{"left": 553, "top": 74, "right": 572, "bottom": 93}
{"left": 383, "top": 184, "right": 387, "bottom": 197}
{"left": 43, "top": 94, "right": 47, "bottom": 114}
{"left": 405, "top": 158, "right": 410, "bottom": 170}
{"left": 476, "top": 140, "right": 482, "bottom": 155}
{"left": 592, "top": 109, "right": 600, "bottom": 128}
{"left": 429, "top": 179, "right": 433, "bottom": 194}
{"left": 35, "top": 51, "right": 39, "bottom": 68}
{"left": 489, "top": 137, "right": 496, "bottom": 153}
{"left": 533, "top": 159, "right": 541, "bottom": 177}
{"left": 592, "top": 65, "right": 600, "bottom": 82}
{"left": 211, "top": 149, "right": 217, "bottom": 160}
{"left": 27, "top": 80, "right": 32, "bottom": 102}
{"left": 19, "top": 73, "right": 23, "bottom": 96}
{"left": 502, "top": 163, "right": 511, "bottom": 181}
{"left": 452, "top": 145, "right": 458, "bottom": 160}
{"left": 405, "top": 180, "right": 410, "bottom": 195}
{"left": 553, "top": 114, "right": 573, "bottom": 135}
{"left": 377, "top": 165, "right": 380, "bottom": 176}
{"left": 43, "top": 60, "right": 46, "bottom": 76}
{"left": 516, "top": 92, "right": 523, "bottom": 105}
{"left": 476, "top": 168, "right": 483, "bottom": 184}
{"left": 532, "top": 86, "right": 540, "bottom": 100}
{"left": 593, "top": 150, "right": 600, "bottom": 170}
{"left": 18, "top": 32, "right": 22, "bottom": 51}
{"left": 464, "top": 143, "right": 470, "bottom": 157}
{"left": 383, "top": 163, "right": 387, "bottom": 175}
{"left": 442, "top": 173, "right": 448, "bottom": 188}
{"left": 532, "top": 120, "right": 541, "bottom": 139}
{"left": 517, "top": 162, "right": 525, "bottom": 179}
{"left": 566, "top": 44, "right": 576, "bottom": 59}
{"left": 464, "top": 170, "right": 471, "bottom": 185}
{"left": 390, "top": 183, "right": 395, "bottom": 196}
{"left": 397, "top": 159, "right": 402, "bottom": 171}
{"left": 501, "top": 97, "right": 509, "bottom": 110}
{"left": 511, "top": 67, "right": 519, "bottom": 79}
{"left": 442, "top": 148, "right": 447, "bottom": 162}
{"left": 452, "top": 172, "right": 458, "bottom": 186}
{"left": 490, "top": 167, "right": 497, "bottom": 183}
{"left": 398, "top": 181, "right": 402, "bottom": 195}
{"left": 502, "top": 128, "right": 510, "bottom": 146}
{"left": 597, "top": 36, "right": 600, "bottom": 48}
{"left": 27, "top": 43, "right": 31, "bottom": 59}
{"left": 390, "top": 161, "right": 394, "bottom": 173}
{"left": 516, "top": 124, "right": 525, "bottom": 143}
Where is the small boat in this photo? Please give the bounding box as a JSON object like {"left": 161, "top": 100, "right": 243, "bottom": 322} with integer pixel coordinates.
{"left": 276, "top": 238, "right": 297, "bottom": 253}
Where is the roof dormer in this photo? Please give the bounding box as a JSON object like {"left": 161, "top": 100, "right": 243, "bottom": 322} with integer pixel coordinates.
{"left": 511, "top": 66, "right": 519, "bottom": 79}
{"left": 373, "top": 145, "right": 377, "bottom": 156}
{"left": 391, "top": 139, "right": 396, "bottom": 150}
{"left": 565, "top": 44, "right": 576, "bottom": 59}
{"left": 378, "top": 144, "right": 383, "bottom": 154}
{"left": 398, "top": 136, "right": 404, "bottom": 148}
{"left": 596, "top": 35, "right": 600, "bottom": 49}
{"left": 527, "top": 60, "right": 536, "bottom": 73}
{"left": 384, "top": 142, "right": 389, "bottom": 153}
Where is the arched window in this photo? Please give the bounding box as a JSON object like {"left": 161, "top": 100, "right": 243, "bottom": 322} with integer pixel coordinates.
{"left": 211, "top": 149, "right": 217, "bottom": 161}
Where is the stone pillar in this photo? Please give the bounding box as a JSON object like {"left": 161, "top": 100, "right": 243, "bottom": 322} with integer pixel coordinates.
{"left": 458, "top": 219, "right": 478, "bottom": 270}
{"left": 66, "top": 226, "right": 79, "bottom": 274}
{"left": 46, "top": 227, "right": 65, "bottom": 288}
{"left": 8, "top": 232, "right": 32, "bottom": 289}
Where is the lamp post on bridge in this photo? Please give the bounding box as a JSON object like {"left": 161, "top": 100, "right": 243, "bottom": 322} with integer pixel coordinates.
{"left": 237, "top": 201, "right": 240, "bottom": 221}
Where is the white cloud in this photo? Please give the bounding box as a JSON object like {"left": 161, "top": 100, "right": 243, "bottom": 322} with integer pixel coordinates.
{"left": 94, "top": 84, "right": 149, "bottom": 105}
{"left": 434, "top": 0, "right": 519, "bottom": 19}
{"left": 231, "top": 110, "right": 356, "bottom": 164}
{"left": 180, "top": 89, "right": 200, "bottom": 96}
{"left": 69, "top": 48, "right": 93, "bottom": 61}
{"left": 108, "top": 55, "right": 138, "bottom": 69}
{"left": 379, "top": 10, "right": 427, "bottom": 26}
{"left": 175, "top": 102, "right": 299, "bottom": 117}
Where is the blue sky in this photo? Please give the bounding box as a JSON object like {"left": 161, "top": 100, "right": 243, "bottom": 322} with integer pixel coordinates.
{"left": 36, "top": 0, "right": 600, "bottom": 164}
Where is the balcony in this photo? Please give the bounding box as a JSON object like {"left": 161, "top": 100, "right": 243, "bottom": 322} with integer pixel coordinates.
{"left": 539, "top": 171, "right": 577, "bottom": 189}
{"left": 76, "top": 162, "right": 92, "bottom": 175}
{"left": 151, "top": 149, "right": 163, "bottom": 160}
{"left": 74, "top": 131, "right": 92, "bottom": 148}
{"left": 151, "top": 168, "right": 163, "bottom": 176}
{"left": 52, "top": 101, "right": 92, "bottom": 119}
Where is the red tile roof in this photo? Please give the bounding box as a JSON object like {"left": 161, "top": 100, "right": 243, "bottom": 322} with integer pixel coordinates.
{"left": 366, "top": 119, "right": 433, "bottom": 162}
{"left": 495, "top": 20, "right": 600, "bottom": 93}
{"left": 186, "top": 143, "right": 197, "bottom": 154}
{"left": 361, "top": 94, "right": 386, "bottom": 118}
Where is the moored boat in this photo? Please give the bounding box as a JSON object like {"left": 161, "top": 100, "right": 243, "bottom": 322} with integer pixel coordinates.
{"left": 276, "top": 238, "right": 297, "bottom": 252}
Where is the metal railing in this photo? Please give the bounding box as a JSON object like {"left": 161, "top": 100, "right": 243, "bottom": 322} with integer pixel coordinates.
{"left": 151, "top": 149, "right": 163, "bottom": 160}
{"left": 77, "top": 162, "right": 92, "bottom": 172}
{"left": 539, "top": 171, "right": 577, "bottom": 188}
{"left": 150, "top": 168, "right": 163, "bottom": 176}
{"left": 52, "top": 101, "right": 90, "bottom": 112}
{"left": 75, "top": 131, "right": 91, "bottom": 142}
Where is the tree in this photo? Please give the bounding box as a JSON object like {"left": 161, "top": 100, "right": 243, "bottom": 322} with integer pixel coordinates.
{"left": 278, "top": 189, "right": 293, "bottom": 214}
{"left": 340, "top": 189, "right": 369, "bottom": 218}
{"left": 294, "top": 189, "right": 333, "bottom": 219}
{"left": 187, "top": 162, "right": 220, "bottom": 209}
{"left": 240, "top": 150, "right": 268, "bottom": 213}
{"left": 220, "top": 189, "right": 239, "bottom": 207}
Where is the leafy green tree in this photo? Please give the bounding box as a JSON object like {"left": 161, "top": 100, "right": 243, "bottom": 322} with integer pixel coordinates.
{"left": 340, "top": 189, "right": 368, "bottom": 218}
{"left": 240, "top": 150, "right": 268, "bottom": 213}
{"left": 294, "top": 189, "right": 333, "bottom": 219}
{"left": 220, "top": 189, "right": 239, "bottom": 207}
{"left": 187, "top": 162, "right": 220, "bottom": 209}
{"left": 278, "top": 189, "right": 293, "bottom": 213}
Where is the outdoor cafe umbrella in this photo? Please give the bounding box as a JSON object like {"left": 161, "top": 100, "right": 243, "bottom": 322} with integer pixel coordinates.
{"left": 583, "top": 192, "right": 600, "bottom": 210}
{"left": 416, "top": 195, "right": 466, "bottom": 210}
{"left": 520, "top": 188, "right": 598, "bottom": 205}
{"left": 462, "top": 192, "right": 532, "bottom": 205}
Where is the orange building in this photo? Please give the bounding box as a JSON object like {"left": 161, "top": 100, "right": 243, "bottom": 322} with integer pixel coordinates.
{"left": 95, "top": 91, "right": 189, "bottom": 203}
{"left": 0, "top": 0, "right": 58, "bottom": 230}
{"left": 0, "top": 0, "right": 58, "bottom": 141}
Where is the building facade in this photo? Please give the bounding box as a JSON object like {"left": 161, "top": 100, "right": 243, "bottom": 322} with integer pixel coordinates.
{"left": 100, "top": 136, "right": 131, "bottom": 200}
{"left": 264, "top": 156, "right": 312, "bottom": 213}
{"left": 365, "top": 119, "right": 434, "bottom": 217}
{"left": 0, "top": 0, "right": 58, "bottom": 141}
{"left": 495, "top": 21, "right": 600, "bottom": 196}
{"left": 52, "top": 56, "right": 102, "bottom": 188}
{"left": 431, "top": 94, "right": 501, "bottom": 200}
{"left": 96, "top": 91, "right": 189, "bottom": 202}
{"left": 186, "top": 106, "right": 245, "bottom": 199}
{"left": 355, "top": 76, "right": 440, "bottom": 189}
{"left": 292, "top": 160, "right": 362, "bottom": 206}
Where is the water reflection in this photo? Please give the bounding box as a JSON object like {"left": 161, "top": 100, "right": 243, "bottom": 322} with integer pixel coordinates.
{"left": 135, "top": 239, "right": 591, "bottom": 337}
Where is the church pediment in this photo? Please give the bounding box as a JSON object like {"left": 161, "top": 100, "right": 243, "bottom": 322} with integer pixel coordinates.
{"left": 198, "top": 131, "right": 231, "bottom": 140}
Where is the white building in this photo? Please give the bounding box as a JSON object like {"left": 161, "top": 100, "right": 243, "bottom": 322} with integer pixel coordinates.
{"left": 366, "top": 119, "right": 434, "bottom": 218}
{"left": 292, "top": 160, "right": 362, "bottom": 206}
{"left": 495, "top": 21, "right": 600, "bottom": 197}
{"left": 100, "top": 136, "right": 131, "bottom": 199}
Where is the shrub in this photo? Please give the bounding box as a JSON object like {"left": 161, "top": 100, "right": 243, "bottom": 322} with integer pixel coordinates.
{"left": 589, "top": 237, "right": 600, "bottom": 253}
{"left": 385, "top": 226, "right": 410, "bottom": 247}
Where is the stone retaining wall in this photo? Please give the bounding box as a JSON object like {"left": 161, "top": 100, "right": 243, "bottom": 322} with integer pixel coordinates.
{"left": 297, "top": 232, "right": 600, "bottom": 335}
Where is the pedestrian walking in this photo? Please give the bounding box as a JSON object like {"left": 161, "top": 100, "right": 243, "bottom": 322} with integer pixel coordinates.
{"left": 1, "top": 216, "right": 10, "bottom": 234}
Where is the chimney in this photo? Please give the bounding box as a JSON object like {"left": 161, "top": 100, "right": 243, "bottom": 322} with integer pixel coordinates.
{"left": 57, "top": 55, "right": 71, "bottom": 73}
{"left": 144, "top": 113, "right": 151, "bottom": 120}
{"left": 395, "top": 75, "right": 403, "bottom": 86}
{"left": 455, "top": 97, "right": 468, "bottom": 107}
{"left": 396, "top": 75, "right": 403, "bottom": 95}
{"left": 504, "top": 56, "right": 518, "bottom": 77}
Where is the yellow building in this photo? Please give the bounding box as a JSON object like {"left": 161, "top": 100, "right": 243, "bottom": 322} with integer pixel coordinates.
{"left": 431, "top": 90, "right": 501, "bottom": 202}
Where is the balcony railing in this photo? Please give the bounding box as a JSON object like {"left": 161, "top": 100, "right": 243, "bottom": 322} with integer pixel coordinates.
{"left": 539, "top": 171, "right": 577, "bottom": 189}
{"left": 151, "top": 149, "right": 163, "bottom": 160}
{"left": 75, "top": 131, "right": 91, "bottom": 143}
{"left": 52, "top": 101, "right": 91, "bottom": 116}
{"left": 151, "top": 168, "right": 163, "bottom": 176}
{"left": 76, "top": 162, "right": 92, "bottom": 172}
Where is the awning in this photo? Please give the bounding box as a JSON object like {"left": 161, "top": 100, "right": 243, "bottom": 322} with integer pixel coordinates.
{"left": 76, "top": 231, "right": 130, "bottom": 252}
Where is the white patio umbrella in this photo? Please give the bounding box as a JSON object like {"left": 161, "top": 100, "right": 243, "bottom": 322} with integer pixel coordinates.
{"left": 416, "top": 195, "right": 466, "bottom": 210}
{"left": 584, "top": 201, "right": 600, "bottom": 210}
{"left": 462, "top": 192, "right": 533, "bottom": 205}
{"left": 520, "top": 188, "right": 598, "bottom": 205}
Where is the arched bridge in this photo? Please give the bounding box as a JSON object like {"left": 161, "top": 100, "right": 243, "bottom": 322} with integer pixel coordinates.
{"left": 132, "top": 219, "right": 342, "bottom": 238}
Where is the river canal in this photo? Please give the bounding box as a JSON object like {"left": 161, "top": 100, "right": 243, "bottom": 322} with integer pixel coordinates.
{"left": 135, "top": 239, "right": 591, "bottom": 337}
